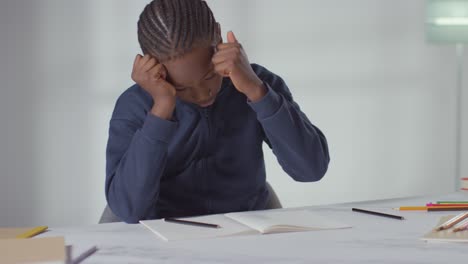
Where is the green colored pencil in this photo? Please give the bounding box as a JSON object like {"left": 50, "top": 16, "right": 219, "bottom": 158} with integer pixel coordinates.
{"left": 437, "top": 201, "right": 468, "bottom": 204}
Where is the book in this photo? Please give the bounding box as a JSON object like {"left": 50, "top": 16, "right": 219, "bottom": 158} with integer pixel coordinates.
{"left": 0, "top": 236, "right": 66, "bottom": 264}
{"left": 140, "top": 209, "right": 351, "bottom": 241}
{"left": 421, "top": 215, "right": 468, "bottom": 243}
{"left": 0, "top": 226, "right": 48, "bottom": 239}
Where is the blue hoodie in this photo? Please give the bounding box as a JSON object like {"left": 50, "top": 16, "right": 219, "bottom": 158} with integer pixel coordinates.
{"left": 105, "top": 64, "right": 330, "bottom": 223}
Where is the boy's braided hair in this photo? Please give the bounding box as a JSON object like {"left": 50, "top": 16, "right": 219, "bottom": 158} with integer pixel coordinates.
{"left": 137, "top": 0, "right": 218, "bottom": 62}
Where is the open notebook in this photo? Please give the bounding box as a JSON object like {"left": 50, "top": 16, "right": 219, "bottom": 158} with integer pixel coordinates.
{"left": 140, "top": 209, "right": 351, "bottom": 241}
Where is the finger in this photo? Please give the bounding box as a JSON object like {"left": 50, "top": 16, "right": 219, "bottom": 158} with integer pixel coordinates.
{"left": 133, "top": 54, "right": 143, "bottom": 73}
{"left": 227, "top": 31, "right": 238, "bottom": 44}
{"left": 212, "top": 44, "right": 243, "bottom": 63}
{"left": 159, "top": 64, "right": 168, "bottom": 79}
{"left": 216, "top": 42, "right": 240, "bottom": 51}
{"left": 212, "top": 50, "right": 237, "bottom": 65}
{"left": 214, "top": 45, "right": 239, "bottom": 55}
{"left": 139, "top": 54, "right": 151, "bottom": 66}
{"left": 148, "top": 64, "right": 168, "bottom": 80}
{"left": 146, "top": 55, "right": 160, "bottom": 65}
{"left": 148, "top": 64, "right": 167, "bottom": 80}
{"left": 211, "top": 55, "right": 226, "bottom": 65}
{"left": 142, "top": 57, "right": 157, "bottom": 72}
{"left": 213, "top": 60, "right": 234, "bottom": 77}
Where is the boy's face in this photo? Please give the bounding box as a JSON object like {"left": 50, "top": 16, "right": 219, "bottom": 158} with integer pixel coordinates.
{"left": 164, "top": 46, "right": 223, "bottom": 107}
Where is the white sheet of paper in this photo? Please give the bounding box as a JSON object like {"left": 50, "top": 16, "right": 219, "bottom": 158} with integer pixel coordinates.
{"left": 140, "top": 214, "right": 256, "bottom": 241}
{"left": 225, "top": 209, "right": 352, "bottom": 233}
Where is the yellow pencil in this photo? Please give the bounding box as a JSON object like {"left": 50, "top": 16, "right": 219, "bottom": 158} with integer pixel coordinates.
{"left": 16, "top": 226, "right": 48, "bottom": 238}
{"left": 395, "top": 206, "right": 428, "bottom": 211}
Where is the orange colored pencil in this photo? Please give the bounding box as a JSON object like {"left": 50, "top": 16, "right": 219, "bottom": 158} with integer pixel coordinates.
{"left": 396, "top": 206, "right": 428, "bottom": 211}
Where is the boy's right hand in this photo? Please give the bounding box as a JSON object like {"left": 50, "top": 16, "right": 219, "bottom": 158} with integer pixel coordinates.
{"left": 131, "top": 54, "right": 176, "bottom": 120}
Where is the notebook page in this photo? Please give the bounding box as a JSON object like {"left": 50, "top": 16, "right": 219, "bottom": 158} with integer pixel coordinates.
{"left": 140, "top": 214, "right": 257, "bottom": 241}
{"left": 225, "top": 209, "right": 351, "bottom": 234}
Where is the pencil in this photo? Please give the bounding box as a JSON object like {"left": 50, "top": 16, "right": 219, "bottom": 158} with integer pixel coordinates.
{"left": 436, "top": 201, "right": 468, "bottom": 204}
{"left": 72, "top": 246, "right": 98, "bottom": 264}
{"left": 396, "top": 206, "right": 428, "bottom": 211}
{"left": 16, "top": 226, "right": 48, "bottom": 238}
{"left": 396, "top": 206, "right": 468, "bottom": 211}
{"left": 434, "top": 212, "right": 468, "bottom": 231}
{"left": 427, "top": 203, "right": 468, "bottom": 207}
{"left": 352, "top": 208, "right": 405, "bottom": 220}
{"left": 427, "top": 207, "right": 468, "bottom": 212}
{"left": 452, "top": 218, "right": 468, "bottom": 232}
{"left": 164, "top": 218, "right": 221, "bottom": 228}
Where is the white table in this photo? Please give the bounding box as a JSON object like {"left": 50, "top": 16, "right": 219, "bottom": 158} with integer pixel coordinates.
{"left": 41, "top": 192, "right": 468, "bottom": 263}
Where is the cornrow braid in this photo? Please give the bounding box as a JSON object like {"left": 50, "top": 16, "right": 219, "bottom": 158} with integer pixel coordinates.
{"left": 137, "top": 0, "right": 218, "bottom": 62}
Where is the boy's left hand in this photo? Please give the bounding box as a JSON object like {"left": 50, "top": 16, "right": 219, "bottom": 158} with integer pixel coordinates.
{"left": 212, "top": 31, "right": 267, "bottom": 102}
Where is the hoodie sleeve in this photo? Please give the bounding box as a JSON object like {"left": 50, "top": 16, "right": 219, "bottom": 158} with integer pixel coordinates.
{"left": 247, "top": 64, "right": 330, "bottom": 182}
{"left": 105, "top": 88, "right": 177, "bottom": 223}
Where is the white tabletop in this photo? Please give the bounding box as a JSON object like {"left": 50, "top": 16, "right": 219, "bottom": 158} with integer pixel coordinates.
{"left": 41, "top": 192, "right": 468, "bottom": 263}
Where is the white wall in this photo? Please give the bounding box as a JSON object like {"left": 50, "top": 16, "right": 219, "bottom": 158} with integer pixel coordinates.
{"left": 0, "top": 0, "right": 465, "bottom": 227}
{"left": 237, "top": 0, "right": 464, "bottom": 207}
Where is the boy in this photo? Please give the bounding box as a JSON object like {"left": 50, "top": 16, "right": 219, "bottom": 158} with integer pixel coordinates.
{"left": 106, "top": 0, "right": 330, "bottom": 223}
